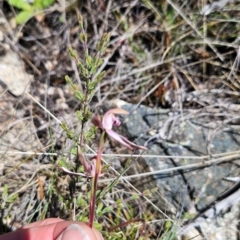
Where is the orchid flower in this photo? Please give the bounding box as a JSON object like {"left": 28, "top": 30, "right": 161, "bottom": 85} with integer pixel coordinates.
{"left": 61, "top": 154, "right": 103, "bottom": 178}
{"left": 92, "top": 108, "right": 147, "bottom": 151}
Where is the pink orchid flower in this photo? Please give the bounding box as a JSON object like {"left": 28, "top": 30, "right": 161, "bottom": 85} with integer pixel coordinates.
{"left": 92, "top": 108, "right": 147, "bottom": 151}
{"left": 61, "top": 155, "right": 103, "bottom": 178}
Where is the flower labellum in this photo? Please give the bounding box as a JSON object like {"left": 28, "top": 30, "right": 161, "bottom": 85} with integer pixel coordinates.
{"left": 92, "top": 108, "right": 147, "bottom": 151}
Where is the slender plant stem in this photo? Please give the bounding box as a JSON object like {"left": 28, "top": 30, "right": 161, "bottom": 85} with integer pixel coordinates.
{"left": 89, "top": 131, "right": 105, "bottom": 228}
{"left": 79, "top": 79, "right": 90, "bottom": 148}
{"left": 89, "top": 171, "right": 98, "bottom": 228}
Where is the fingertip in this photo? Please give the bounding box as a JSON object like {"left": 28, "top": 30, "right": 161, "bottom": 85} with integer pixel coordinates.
{"left": 56, "top": 224, "right": 89, "bottom": 240}
{"left": 0, "top": 220, "right": 103, "bottom": 240}
{"left": 55, "top": 223, "right": 103, "bottom": 240}
{"left": 92, "top": 227, "right": 104, "bottom": 240}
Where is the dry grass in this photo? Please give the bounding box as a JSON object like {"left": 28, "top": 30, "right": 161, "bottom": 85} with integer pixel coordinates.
{"left": 1, "top": 0, "right": 240, "bottom": 239}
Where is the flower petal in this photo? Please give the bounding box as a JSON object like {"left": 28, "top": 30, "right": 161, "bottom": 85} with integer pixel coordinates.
{"left": 106, "top": 129, "right": 147, "bottom": 150}
{"left": 91, "top": 114, "right": 103, "bottom": 128}
{"left": 120, "top": 135, "right": 147, "bottom": 150}
{"left": 102, "top": 108, "right": 129, "bottom": 130}
{"left": 78, "top": 150, "right": 91, "bottom": 174}
{"left": 112, "top": 115, "right": 121, "bottom": 127}
{"left": 106, "top": 108, "right": 129, "bottom": 115}
{"left": 106, "top": 129, "right": 134, "bottom": 150}
{"left": 61, "top": 167, "right": 88, "bottom": 177}
{"left": 102, "top": 112, "right": 114, "bottom": 130}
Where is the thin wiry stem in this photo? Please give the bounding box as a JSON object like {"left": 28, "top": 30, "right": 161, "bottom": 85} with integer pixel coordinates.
{"left": 3, "top": 150, "right": 240, "bottom": 159}
{"left": 98, "top": 153, "right": 240, "bottom": 183}
{"left": 166, "top": 0, "right": 224, "bottom": 61}
{"left": 89, "top": 131, "right": 105, "bottom": 228}
{"left": 26, "top": 93, "right": 62, "bottom": 124}
{"left": 85, "top": 145, "right": 174, "bottom": 222}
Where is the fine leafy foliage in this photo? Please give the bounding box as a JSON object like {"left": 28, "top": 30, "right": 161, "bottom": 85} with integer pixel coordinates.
{"left": 61, "top": 15, "right": 151, "bottom": 238}
{"left": 7, "top": 0, "right": 55, "bottom": 24}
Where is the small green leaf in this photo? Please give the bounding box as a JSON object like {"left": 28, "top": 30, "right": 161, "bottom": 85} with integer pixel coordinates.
{"left": 68, "top": 48, "right": 78, "bottom": 60}
{"left": 7, "top": 193, "right": 18, "bottom": 203}
{"left": 61, "top": 122, "right": 75, "bottom": 139}
{"left": 93, "top": 222, "right": 103, "bottom": 231}
{"left": 33, "top": 0, "right": 42, "bottom": 9}
{"left": 88, "top": 81, "right": 95, "bottom": 90}
{"left": 3, "top": 185, "right": 8, "bottom": 199}
{"left": 100, "top": 206, "right": 112, "bottom": 215}
{"left": 130, "top": 193, "right": 139, "bottom": 200}
{"left": 75, "top": 91, "right": 85, "bottom": 102}
{"left": 15, "top": 11, "right": 33, "bottom": 24}
{"left": 97, "top": 202, "right": 103, "bottom": 213}
{"left": 77, "top": 61, "right": 84, "bottom": 70}
{"left": 65, "top": 76, "right": 81, "bottom": 94}
{"left": 79, "top": 33, "right": 87, "bottom": 43}
{"left": 78, "top": 216, "right": 88, "bottom": 222}
{"left": 8, "top": 0, "right": 33, "bottom": 11}
{"left": 183, "top": 212, "right": 196, "bottom": 220}
{"left": 76, "top": 110, "right": 84, "bottom": 121}
{"left": 67, "top": 131, "right": 74, "bottom": 139}
{"left": 89, "top": 65, "right": 97, "bottom": 75}
{"left": 58, "top": 158, "right": 68, "bottom": 168}
{"left": 85, "top": 54, "right": 92, "bottom": 69}
{"left": 61, "top": 122, "right": 68, "bottom": 131}
{"left": 70, "top": 146, "right": 77, "bottom": 155}
{"left": 164, "top": 220, "right": 172, "bottom": 230}
{"left": 41, "top": 0, "right": 54, "bottom": 8}
{"left": 92, "top": 72, "right": 105, "bottom": 88}
{"left": 78, "top": 14, "right": 83, "bottom": 29}
{"left": 40, "top": 202, "right": 49, "bottom": 219}
{"left": 97, "top": 33, "right": 110, "bottom": 55}
{"left": 95, "top": 58, "right": 103, "bottom": 68}
{"left": 84, "top": 126, "right": 97, "bottom": 144}
{"left": 81, "top": 67, "right": 89, "bottom": 78}
{"left": 77, "top": 194, "right": 88, "bottom": 207}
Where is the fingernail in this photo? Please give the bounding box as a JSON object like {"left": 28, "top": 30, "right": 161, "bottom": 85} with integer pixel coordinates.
{"left": 56, "top": 224, "right": 90, "bottom": 240}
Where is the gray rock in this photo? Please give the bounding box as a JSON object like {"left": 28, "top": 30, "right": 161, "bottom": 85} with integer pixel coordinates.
{"left": 111, "top": 99, "right": 240, "bottom": 238}
{"left": 0, "top": 46, "right": 31, "bottom": 97}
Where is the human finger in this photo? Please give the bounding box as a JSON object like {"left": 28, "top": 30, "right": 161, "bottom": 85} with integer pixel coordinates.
{"left": 0, "top": 220, "right": 103, "bottom": 240}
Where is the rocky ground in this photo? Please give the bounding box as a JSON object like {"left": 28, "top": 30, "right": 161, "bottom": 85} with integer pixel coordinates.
{"left": 1, "top": 0, "right": 240, "bottom": 239}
